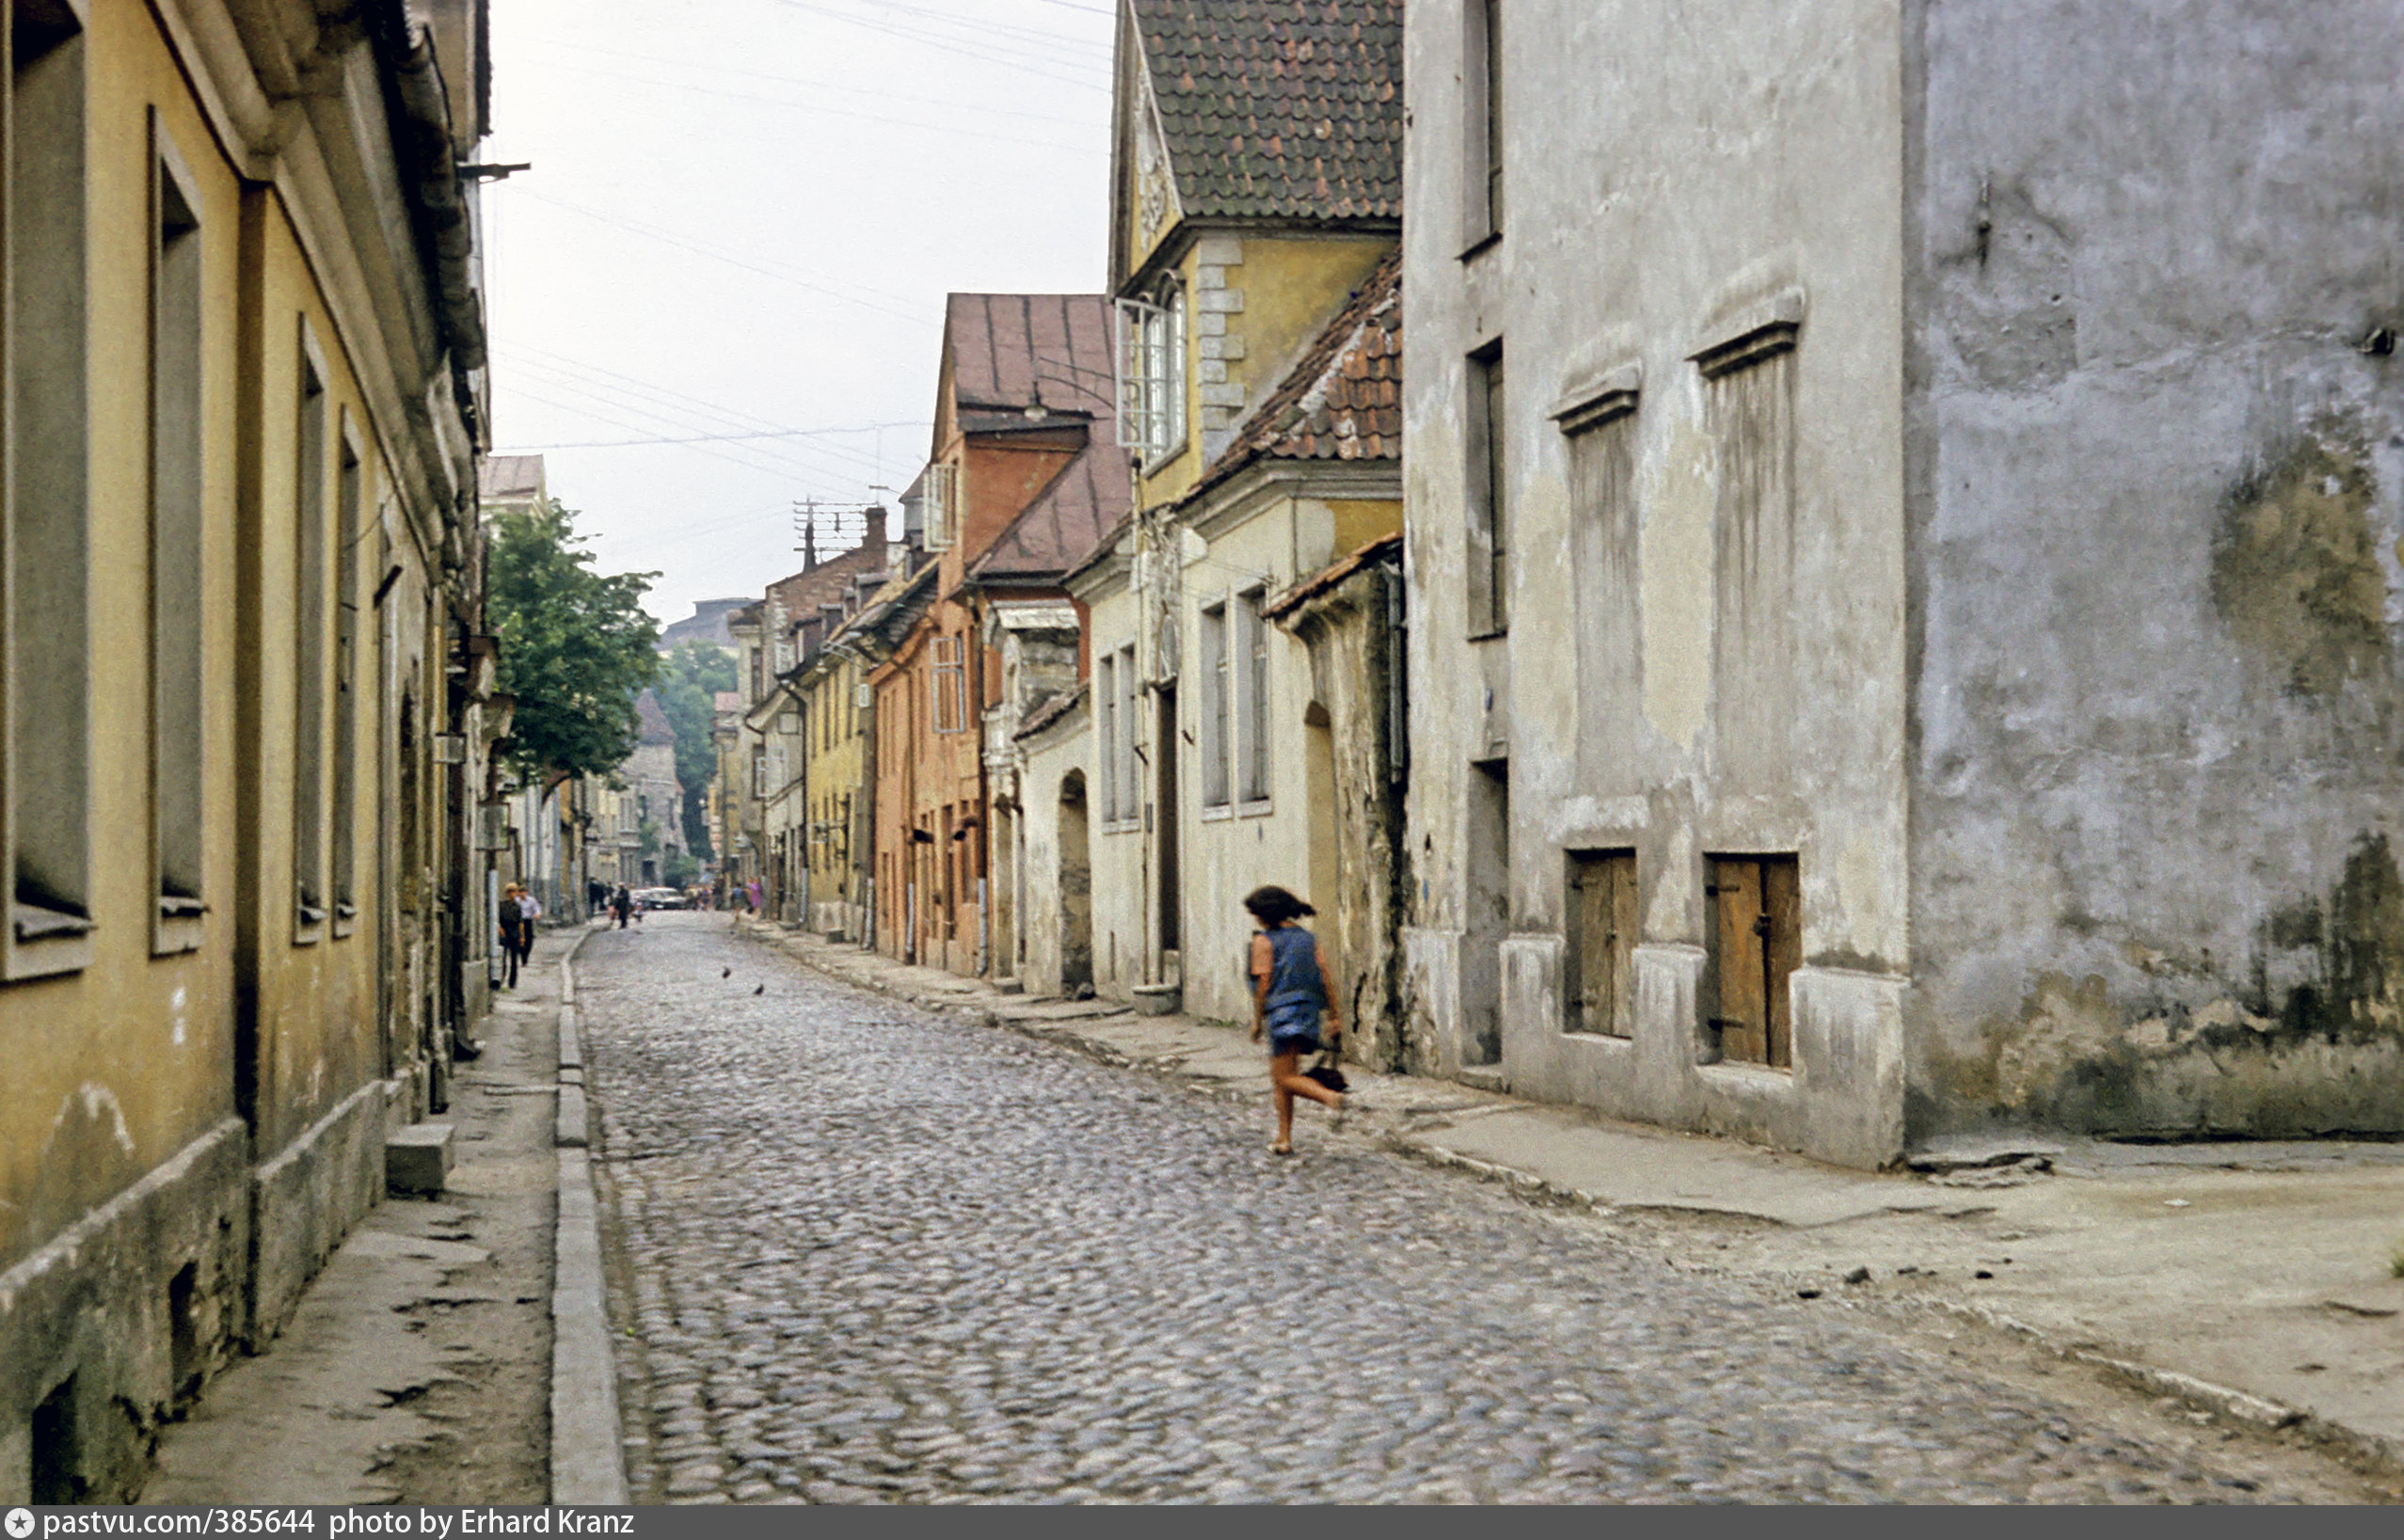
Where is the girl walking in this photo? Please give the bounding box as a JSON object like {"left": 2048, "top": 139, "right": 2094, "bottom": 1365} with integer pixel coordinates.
{"left": 1244, "top": 884, "right": 1345, "bottom": 1155}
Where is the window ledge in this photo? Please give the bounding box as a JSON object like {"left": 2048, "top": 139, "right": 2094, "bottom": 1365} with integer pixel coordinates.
{"left": 1467, "top": 626, "right": 1508, "bottom": 643}
{"left": 1457, "top": 230, "right": 1502, "bottom": 263}
{"left": 15, "top": 903, "right": 94, "bottom": 942}
{"left": 1200, "top": 803, "right": 1234, "bottom": 822}
{"left": 1236, "top": 799, "right": 1274, "bottom": 818}
{"left": 1561, "top": 1026, "right": 1633, "bottom": 1044}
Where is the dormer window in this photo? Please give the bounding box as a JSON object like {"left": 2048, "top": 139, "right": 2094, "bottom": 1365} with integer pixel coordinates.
{"left": 1115, "top": 281, "right": 1186, "bottom": 463}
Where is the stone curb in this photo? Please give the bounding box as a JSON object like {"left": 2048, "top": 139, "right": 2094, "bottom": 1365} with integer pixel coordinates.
{"left": 750, "top": 922, "right": 2404, "bottom": 1484}
{"left": 549, "top": 928, "right": 628, "bottom": 1506}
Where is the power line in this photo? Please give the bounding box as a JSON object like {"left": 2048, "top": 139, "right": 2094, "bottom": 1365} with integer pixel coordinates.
{"left": 550, "top": 40, "right": 1109, "bottom": 130}
{"left": 497, "top": 343, "right": 916, "bottom": 480}
{"left": 509, "top": 190, "right": 942, "bottom": 324}
{"left": 544, "top": 61, "right": 1108, "bottom": 157}
{"left": 495, "top": 421, "right": 927, "bottom": 452}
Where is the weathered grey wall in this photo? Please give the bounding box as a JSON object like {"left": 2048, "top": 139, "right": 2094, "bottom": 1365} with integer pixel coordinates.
{"left": 1276, "top": 561, "right": 1416, "bottom": 1073}
{"left": 1905, "top": 0, "right": 2404, "bottom": 1137}
{"left": 1403, "top": 0, "right": 1912, "bottom": 1166}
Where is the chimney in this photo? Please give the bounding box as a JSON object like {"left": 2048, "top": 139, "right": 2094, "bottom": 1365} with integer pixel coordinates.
{"left": 864, "top": 502, "right": 887, "bottom": 558}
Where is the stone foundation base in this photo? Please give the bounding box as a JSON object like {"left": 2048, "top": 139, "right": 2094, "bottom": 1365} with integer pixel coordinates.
{"left": 0, "top": 1120, "right": 249, "bottom": 1503}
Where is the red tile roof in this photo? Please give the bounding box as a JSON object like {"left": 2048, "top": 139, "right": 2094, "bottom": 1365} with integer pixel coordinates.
{"left": 1202, "top": 246, "right": 1400, "bottom": 490}
{"left": 1133, "top": 0, "right": 1403, "bottom": 225}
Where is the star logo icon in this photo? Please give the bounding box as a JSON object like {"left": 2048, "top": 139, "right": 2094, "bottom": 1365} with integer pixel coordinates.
{"left": 6, "top": 1506, "right": 35, "bottom": 1538}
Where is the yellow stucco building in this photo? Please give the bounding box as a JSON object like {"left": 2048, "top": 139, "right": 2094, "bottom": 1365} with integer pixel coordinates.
{"left": 0, "top": 0, "right": 497, "bottom": 1500}
{"left": 1065, "top": 1, "right": 1402, "bottom": 1020}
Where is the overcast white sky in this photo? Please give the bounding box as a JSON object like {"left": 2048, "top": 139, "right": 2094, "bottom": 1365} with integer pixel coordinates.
{"left": 480, "top": 0, "right": 1116, "bottom": 628}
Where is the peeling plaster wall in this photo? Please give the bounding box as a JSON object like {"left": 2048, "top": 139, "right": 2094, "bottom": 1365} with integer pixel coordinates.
{"left": 1904, "top": 0, "right": 2404, "bottom": 1138}
{"left": 1403, "top": 0, "right": 1910, "bottom": 1166}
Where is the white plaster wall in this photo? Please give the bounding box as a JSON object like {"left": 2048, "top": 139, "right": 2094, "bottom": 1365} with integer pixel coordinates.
{"left": 1082, "top": 581, "right": 1148, "bottom": 1001}
{"left": 1173, "top": 496, "right": 1340, "bottom": 1024}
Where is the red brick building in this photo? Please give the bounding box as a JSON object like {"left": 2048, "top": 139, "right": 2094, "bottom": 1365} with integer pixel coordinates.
{"left": 871, "top": 295, "right": 1124, "bottom": 973}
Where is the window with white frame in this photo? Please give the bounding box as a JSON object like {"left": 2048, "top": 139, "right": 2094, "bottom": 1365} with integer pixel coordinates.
{"left": 931, "top": 635, "right": 967, "bottom": 734}
{"left": 1235, "top": 588, "right": 1270, "bottom": 804}
{"left": 1116, "top": 644, "right": 1139, "bottom": 820}
{"left": 921, "top": 462, "right": 957, "bottom": 551}
{"left": 1114, "top": 284, "right": 1186, "bottom": 461}
{"left": 1199, "top": 600, "right": 1228, "bottom": 808}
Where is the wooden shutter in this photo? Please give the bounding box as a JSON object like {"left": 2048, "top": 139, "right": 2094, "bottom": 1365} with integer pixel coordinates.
{"left": 1568, "top": 850, "right": 1636, "bottom": 1036}
{"left": 1710, "top": 855, "right": 1797, "bottom": 1068}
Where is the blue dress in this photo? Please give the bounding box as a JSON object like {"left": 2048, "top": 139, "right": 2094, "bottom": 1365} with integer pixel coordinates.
{"left": 1254, "top": 925, "right": 1328, "bottom": 1055}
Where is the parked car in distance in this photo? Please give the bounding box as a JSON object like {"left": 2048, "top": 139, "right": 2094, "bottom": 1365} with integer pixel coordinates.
{"left": 636, "top": 886, "right": 690, "bottom": 911}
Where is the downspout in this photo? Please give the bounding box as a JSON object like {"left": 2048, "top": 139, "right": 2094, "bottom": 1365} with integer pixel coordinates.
{"left": 367, "top": 5, "right": 486, "bottom": 421}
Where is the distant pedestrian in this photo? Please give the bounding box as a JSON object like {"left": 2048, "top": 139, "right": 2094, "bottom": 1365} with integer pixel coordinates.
{"left": 587, "top": 878, "right": 609, "bottom": 922}
{"left": 497, "top": 883, "right": 525, "bottom": 989}
{"left": 1244, "top": 884, "right": 1345, "bottom": 1156}
{"left": 612, "top": 883, "right": 634, "bottom": 929}
{"left": 747, "top": 879, "right": 764, "bottom": 917}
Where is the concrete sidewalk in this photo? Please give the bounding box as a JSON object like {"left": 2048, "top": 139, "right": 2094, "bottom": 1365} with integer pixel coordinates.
{"left": 748, "top": 920, "right": 2404, "bottom": 1482}
{"left": 140, "top": 930, "right": 583, "bottom": 1504}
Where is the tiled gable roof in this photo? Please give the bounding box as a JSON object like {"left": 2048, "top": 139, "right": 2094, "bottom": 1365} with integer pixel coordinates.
{"left": 1204, "top": 246, "right": 1400, "bottom": 488}
{"left": 634, "top": 689, "right": 677, "bottom": 746}
{"left": 1134, "top": 0, "right": 1402, "bottom": 224}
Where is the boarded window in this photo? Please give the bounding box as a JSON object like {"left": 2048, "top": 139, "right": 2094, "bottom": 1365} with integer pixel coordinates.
{"left": 1709, "top": 854, "right": 1800, "bottom": 1068}
{"left": 1561, "top": 384, "right": 1639, "bottom": 775}
{"left": 1565, "top": 849, "right": 1636, "bottom": 1037}
{"left": 1462, "top": 0, "right": 1504, "bottom": 246}
{"left": 1466, "top": 343, "right": 1507, "bottom": 635}
{"left": 1199, "top": 601, "right": 1228, "bottom": 806}
{"left": 1699, "top": 321, "right": 1797, "bottom": 789}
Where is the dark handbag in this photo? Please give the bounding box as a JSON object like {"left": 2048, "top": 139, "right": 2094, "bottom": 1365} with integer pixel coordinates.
{"left": 1303, "top": 1051, "right": 1348, "bottom": 1094}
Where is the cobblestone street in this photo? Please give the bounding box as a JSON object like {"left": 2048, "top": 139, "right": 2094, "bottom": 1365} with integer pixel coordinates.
{"left": 577, "top": 916, "right": 2363, "bottom": 1504}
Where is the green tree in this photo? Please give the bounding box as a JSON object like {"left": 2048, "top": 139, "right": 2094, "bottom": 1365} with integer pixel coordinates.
{"left": 487, "top": 500, "right": 661, "bottom": 781}
{"left": 657, "top": 639, "right": 738, "bottom": 860}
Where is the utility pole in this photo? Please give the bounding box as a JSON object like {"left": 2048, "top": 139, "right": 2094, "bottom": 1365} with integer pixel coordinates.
{"left": 794, "top": 498, "right": 820, "bottom": 571}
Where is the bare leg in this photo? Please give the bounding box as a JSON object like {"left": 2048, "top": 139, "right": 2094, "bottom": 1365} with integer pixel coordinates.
{"left": 1269, "top": 1050, "right": 1342, "bottom": 1152}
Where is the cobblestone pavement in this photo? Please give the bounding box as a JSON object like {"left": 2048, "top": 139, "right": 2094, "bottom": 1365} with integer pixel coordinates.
{"left": 579, "top": 917, "right": 2348, "bottom": 1504}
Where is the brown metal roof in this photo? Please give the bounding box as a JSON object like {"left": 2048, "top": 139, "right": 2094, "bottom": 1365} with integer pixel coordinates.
{"left": 1132, "top": 0, "right": 1403, "bottom": 225}
{"left": 970, "top": 437, "right": 1134, "bottom": 582}
{"left": 945, "top": 294, "right": 1116, "bottom": 415}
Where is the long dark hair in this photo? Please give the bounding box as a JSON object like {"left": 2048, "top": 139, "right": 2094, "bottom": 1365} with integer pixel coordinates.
{"left": 1243, "top": 884, "right": 1315, "bottom": 926}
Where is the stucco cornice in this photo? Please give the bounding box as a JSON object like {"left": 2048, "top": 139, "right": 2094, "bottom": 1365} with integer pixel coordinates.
{"left": 1176, "top": 458, "right": 1401, "bottom": 547}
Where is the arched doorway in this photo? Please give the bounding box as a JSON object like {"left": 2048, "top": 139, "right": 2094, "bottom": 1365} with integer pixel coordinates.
{"left": 1059, "top": 770, "right": 1091, "bottom": 990}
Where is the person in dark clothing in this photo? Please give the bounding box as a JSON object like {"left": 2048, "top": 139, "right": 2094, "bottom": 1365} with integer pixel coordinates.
{"left": 612, "top": 883, "right": 634, "bottom": 929}
{"left": 587, "top": 878, "right": 609, "bottom": 922}
{"left": 1244, "top": 884, "right": 1345, "bottom": 1155}
{"left": 497, "top": 882, "right": 525, "bottom": 989}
